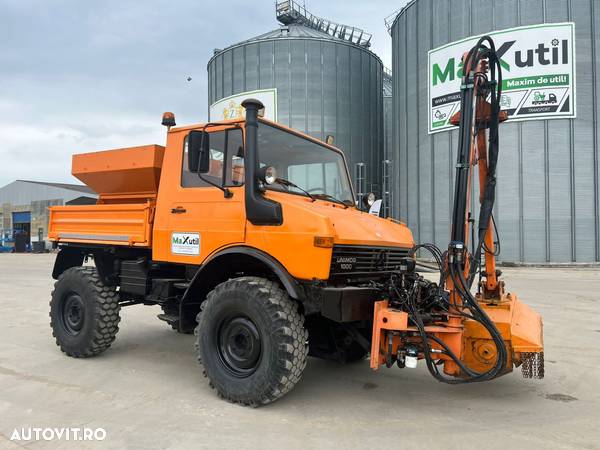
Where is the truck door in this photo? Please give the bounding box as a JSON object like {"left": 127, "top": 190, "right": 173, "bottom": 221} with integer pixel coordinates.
{"left": 160, "top": 127, "right": 246, "bottom": 265}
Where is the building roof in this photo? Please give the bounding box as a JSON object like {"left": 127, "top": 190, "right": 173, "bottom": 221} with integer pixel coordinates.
{"left": 211, "top": 1, "right": 378, "bottom": 63}
{"left": 210, "top": 23, "right": 382, "bottom": 66}
{"left": 242, "top": 24, "right": 341, "bottom": 43}
{"left": 218, "top": 23, "right": 370, "bottom": 52}
{"left": 15, "top": 180, "right": 95, "bottom": 194}
{"left": 0, "top": 180, "right": 97, "bottom": 206}
{"left": 275, "top": 0, "right": 372, "bottom": 48}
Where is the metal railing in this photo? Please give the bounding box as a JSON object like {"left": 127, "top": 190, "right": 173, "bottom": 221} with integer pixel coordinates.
{"left": 276, "top": 0, "right": 372, "bottom": 48}
{"left": 382, "top": 160, "right": 392, "bottom": 218}
{"left": 384, "top": 7, "right": 405, "bottom": 33}
{"left": 355, "top": 163, "right": 367, "bottom": 206}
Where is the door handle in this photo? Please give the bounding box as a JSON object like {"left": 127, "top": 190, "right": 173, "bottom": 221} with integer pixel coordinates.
{"left": 171, "top": 207, "right": 187, "bottom": 214}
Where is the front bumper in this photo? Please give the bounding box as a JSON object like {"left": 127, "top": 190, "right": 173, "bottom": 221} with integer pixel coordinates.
{"left": 369, "top": 293, "right": 544, "bottom": 379}
{"left": 321, "top": 286, "right": 379, "bottom": 322}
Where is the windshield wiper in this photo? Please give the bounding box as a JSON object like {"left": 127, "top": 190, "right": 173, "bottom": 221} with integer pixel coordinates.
{"left": 271, "top": 178, "right": 351, "bottom": 208}
{"left": 311, "top": 193, "right": 350, "bottom": 209}
{"left": 273, "top": 178, "right": 316, "bottom": 202}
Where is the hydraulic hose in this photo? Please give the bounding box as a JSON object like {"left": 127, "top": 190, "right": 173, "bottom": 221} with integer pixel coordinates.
{"left": 468, "top": 40, "right": 503, "bottom": 287}
{"left": 408, "top": 37, "right": 508, "bottom": 383}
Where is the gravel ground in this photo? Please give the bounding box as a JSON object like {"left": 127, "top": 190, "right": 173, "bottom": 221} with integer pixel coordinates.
{"left": 0, "top": 253, "right": 599, "bottom": 449}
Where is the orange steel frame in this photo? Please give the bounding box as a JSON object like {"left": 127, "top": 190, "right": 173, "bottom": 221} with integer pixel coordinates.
{"left": 369, "top": 54, "right": 543, "bottom": 376}
{"left": 374, "top": 56, "right": 488, "bottom": 374}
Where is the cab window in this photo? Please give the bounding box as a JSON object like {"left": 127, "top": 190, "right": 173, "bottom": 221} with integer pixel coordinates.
{"left": 181, "top": 128, "right": 244, "bottom": 188}
{"left": 288, "top": 162, "right": 345, "bottom": 198}
{"left": 225, "top": 129, "right": 244, "bottom": 186}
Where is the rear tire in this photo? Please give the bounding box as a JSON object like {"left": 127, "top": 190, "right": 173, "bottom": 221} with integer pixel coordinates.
{"left": 50, "top": 267, "right": 120, "bottom": 357}
{"left": 195, "top": 277, "right": 308, "bottom": 406}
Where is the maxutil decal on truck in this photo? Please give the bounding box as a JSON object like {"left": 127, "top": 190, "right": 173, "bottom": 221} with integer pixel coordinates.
{"left": 171, "top": 232, "right": 201, "bottom": 256}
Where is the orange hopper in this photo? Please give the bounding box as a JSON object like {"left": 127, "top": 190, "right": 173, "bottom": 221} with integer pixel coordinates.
{"left": 71, "top": 144, "right": 165, "bottom": 198}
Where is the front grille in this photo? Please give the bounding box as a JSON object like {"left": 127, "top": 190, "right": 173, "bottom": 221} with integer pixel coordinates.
{"left": 329, "top": 245, "right": 412, "bottom": 279}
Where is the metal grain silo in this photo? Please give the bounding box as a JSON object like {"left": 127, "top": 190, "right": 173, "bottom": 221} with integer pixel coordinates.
{"left": 208, "top": 1, "right": 384, "bottom": 195}
{"left": 390, "top": 0, "right": 599, "bottom": 263}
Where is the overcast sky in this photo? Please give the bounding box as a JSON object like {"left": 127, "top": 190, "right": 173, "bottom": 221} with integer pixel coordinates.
{"left": 0, "top": 0, "right": 409, "bottom": 187}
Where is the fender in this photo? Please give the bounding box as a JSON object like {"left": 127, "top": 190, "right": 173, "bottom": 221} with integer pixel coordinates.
{"left": 52, "top": 247, "right": 85, "bottom": 279}
{"left": 181, "top": 245, "right": 303, "bottom": 303}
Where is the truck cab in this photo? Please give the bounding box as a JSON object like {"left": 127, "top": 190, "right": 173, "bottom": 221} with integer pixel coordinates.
{"left": 151, "top": 108, "right": 413, "bottom": 277}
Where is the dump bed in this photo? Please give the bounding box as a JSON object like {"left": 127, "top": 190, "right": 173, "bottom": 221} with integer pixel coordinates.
{"left": 48, "top": 144, "right": 165, "bottom": 247}
{"left": 48, "top": 202, "right": 154, "bottom": 246}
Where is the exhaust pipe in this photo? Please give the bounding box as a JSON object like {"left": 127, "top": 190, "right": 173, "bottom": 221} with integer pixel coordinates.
{"left": 241, "top": 99, "right": 282, "bottom": 226}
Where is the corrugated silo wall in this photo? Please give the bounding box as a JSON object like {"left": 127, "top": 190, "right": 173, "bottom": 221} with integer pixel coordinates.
{"left": 391, "top": 0, "right": 599, "bottom": 263}
{"left": 384, "top": 94, "right": 393, "bottom": 161}
{"left": 208, "top": 38, "right": 385, "bottom": 195}
{"left": 383, "top": 91, "right": 393, "bottom": 215}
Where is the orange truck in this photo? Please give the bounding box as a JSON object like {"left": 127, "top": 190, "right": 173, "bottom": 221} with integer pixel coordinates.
{"left": 48, "top": 42, "right": 544, "bottom": 407}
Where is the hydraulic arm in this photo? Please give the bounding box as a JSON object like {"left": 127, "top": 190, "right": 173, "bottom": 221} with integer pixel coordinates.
{"left": 369, "top": 37, "right": 544, "bottom": 382}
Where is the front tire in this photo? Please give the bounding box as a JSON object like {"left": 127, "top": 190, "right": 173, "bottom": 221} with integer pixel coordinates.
{"left": 195, "top": 277, "right": 308, "bottom": 406}
{"left": 50, "top": 267, "right": 120, "bottom": 357}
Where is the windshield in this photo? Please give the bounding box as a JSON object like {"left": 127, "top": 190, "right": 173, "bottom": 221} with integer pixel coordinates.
{"left": 257, "top": 122, "right": 354, "bottom": 204}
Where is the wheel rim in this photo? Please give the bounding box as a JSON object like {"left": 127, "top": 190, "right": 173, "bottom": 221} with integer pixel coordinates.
{"left": 216, "top": 316, "right": 262, "bottom": 377}
{"left": 61, "top": 293, "right": 85, "bottom": 335}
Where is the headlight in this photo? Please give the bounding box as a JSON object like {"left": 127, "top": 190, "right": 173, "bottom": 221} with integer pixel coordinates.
{"left": 261, "top": 166, "right": 277, "bottom": 185}
{"left": 363, "top": 192, "right": 376, "bottom": 207}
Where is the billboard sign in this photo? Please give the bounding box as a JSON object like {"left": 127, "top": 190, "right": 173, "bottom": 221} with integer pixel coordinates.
{"left": 209, "top": 88, "right": 277, "bottom": 122}
{"left": 428, "top": 22, "right": 576, "bottom": 134}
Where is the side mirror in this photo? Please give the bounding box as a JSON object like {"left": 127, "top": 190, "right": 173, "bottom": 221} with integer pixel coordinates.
{"left": 188, "top": 130, "right": 210, "bottom": 173}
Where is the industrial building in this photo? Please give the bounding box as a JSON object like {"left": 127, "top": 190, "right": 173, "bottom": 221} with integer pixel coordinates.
{"left": 0, "top": 180, "right": 97, "bottom": 252}
{"left": 389, "top": 0, "right": 599, "bottom": 263}
{"left": 208, "top": 0, "right": 385, "bottom": 195}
